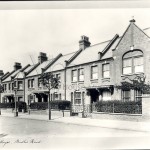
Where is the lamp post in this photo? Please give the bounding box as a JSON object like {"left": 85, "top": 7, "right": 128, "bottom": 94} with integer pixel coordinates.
{"left": 0, "top": 84, "right": 4, "bottom": 115}
{"left": 13, "top": 82, "right": 18, "bottom": 117}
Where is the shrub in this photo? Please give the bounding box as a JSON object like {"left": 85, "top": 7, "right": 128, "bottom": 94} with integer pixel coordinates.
{"left": 0, "top": 101, "right": 27, "bottom": 112}
{"left": 30, "top": 100, "right": 71, "bottom": 110}
{"left": 94, "top": 100, "right": 142, "bottom": 114}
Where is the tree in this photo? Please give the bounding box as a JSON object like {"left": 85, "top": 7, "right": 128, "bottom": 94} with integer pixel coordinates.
{"left": 115, "top": 74, "right": 150, "bottom": 94}
{"left": 39, "top": 72, "right": 60, "bottom": 120}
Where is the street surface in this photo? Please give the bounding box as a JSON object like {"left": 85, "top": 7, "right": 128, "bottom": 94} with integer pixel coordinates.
{"left": 0, "top": 116, "right": 150, "bottom": 138}
{"left": 0, "top": 116, "right": 150, "bottom": 149}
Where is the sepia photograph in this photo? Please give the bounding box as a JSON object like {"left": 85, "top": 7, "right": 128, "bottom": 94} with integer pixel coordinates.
{"left": 0, "top": 1, "right": 150, "bottom": 149}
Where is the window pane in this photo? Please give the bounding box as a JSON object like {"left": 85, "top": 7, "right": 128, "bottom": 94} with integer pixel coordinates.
{"left": 134, "top": 57, "right": 143, "bottom": 66}
{"left": 73, "top": 76, "right": 77, "bottom": 82}
{"left": 92, "top": 73, "right": 98, "bottom": 79}
{"left": 103, "top": 64, "right": 109, "bottom": 71}
{"left": 92, "top": 66, "right": 98, "bottom": 73}
{"left": 123, "top": 67, "right": 132, "bottom": 74}
{"left": 102, "top": 91, "right": 111, "bottom": 101}
{"left": 123, "top": 90, "right": 130, "bottom": 101}
{"left": 72, "top": 70, "right": 77, "bottom": 82}
{"left": 103, "top": 71, "right": 110, "bottom": 78}
{"left": 123, "top": 58, "right": 132, "bottom": 67}
{"left": 79, "top": 75, "right": 84, "bottom": 81}
{"left": 79, "top": 69, "right": 84, "bottom": 81}
{"left": 134, "top": 65, "right": 143, "bottom": 73}
{"left": 18, "top": 81, "right": 23, "bottom": 89}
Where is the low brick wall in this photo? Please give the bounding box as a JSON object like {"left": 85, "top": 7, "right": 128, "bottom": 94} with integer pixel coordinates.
{"left": 29, "top": 109, "right": 71, "bottom": 117}
{"left": 91, "top": 112, "right": 149, "bottom": 122}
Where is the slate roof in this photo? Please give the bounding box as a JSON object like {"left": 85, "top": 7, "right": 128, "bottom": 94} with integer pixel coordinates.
{"left": 3, "top": 69, "right": 21, "bottom": 82}
{"left": 3, "top": 64, "right": 31, "bottom": 82}
{"left": 68, "top": 36, "right": 121, "bottom": 67}
{"left": 143, "top": 27, "right": 150, "bottom": 38}
{"left": 26, "top": 59, "right": 54, "bottom": 77}
{"left": 45, "top": 52, "right": 76, "bottom": 72}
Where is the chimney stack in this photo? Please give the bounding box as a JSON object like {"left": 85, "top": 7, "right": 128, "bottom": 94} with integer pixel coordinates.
{"left": 0, "top": 70, "right": 4, "bottom": 77}
{"left": 79, "top": 35, "right": 91, "bottom": 50}
{"left": 38, "top": 52, "right": 48, "bottom": 64}
{"left": 14, "top": 62, "right": 22, "bottom": 71}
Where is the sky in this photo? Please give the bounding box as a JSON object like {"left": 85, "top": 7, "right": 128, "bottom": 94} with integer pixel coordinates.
{"left": 0, "top": 2, "right": 150, "bottom": 73}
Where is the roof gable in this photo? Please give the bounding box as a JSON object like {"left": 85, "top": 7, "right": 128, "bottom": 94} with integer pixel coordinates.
{"left": 114, "top": 20, "right": 150, "bottom": 51}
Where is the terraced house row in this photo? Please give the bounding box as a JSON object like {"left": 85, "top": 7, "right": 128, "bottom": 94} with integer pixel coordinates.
{"left": 0, "top": 19, "right": 150, "bottom": 114}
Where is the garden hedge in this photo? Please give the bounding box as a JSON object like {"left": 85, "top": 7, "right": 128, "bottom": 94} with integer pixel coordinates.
{"left": 0, "top": 101, "right": 27, "bottom": 112}
{"left": 30, "top": 100, "right": 71, "bottom": 110}
{"left": 94, "top": 100, "right": 142, "bottom": 114}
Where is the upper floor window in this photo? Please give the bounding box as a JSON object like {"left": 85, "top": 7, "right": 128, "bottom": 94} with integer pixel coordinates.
{"left": 12, "top": 83, "right": 14, "bottom": 90}
{"left": 78, "top": 68, "right": 84, "bottom": 81}
{"left": 55, "top": 73, "right": 61, "bottom": 80}
{"left": 28, "top": 79, "right": 34, "bottom": 88}
{"left": 102, "top": 64, "right": 110, "bottom": 78}
{"left": 3, "top": 84, "right": 7, "bottom": 91}
{"left": 18, "top": 81, "right": 23, "bottom": 90}
{"left": 8, "top": 83, "right": 11, "bottom": 90}
{"left": 72, "top": 70, "right": 77, "bottom": 82}
{"left": 14, "top": 81, "right": 17, "bottom": 88}
{"left": 123, "top": 50, "right": 143, "bottom": 75}
{"left": 91, "top": 66, "right": 98, "bottom": 80}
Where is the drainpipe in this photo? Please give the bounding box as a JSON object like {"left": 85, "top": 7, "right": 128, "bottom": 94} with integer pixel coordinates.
{"left": 23, "top": 74, "right": 26, "bottom": 112}
{"left": 64, "top": 67, "right": 66, "bottom": 100}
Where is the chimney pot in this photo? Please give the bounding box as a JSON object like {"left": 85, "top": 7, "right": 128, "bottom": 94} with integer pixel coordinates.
{"left": 79, "top": 35, "right": 91, "bottom": 50}
{"left": 14, "top": 62, "right": 22, "bottom": 71}
{"left": 38, "top": 52, "right": 48, "bottom": 63}
{"left": 0, "top": 70, "right": 4, "bottom": 77}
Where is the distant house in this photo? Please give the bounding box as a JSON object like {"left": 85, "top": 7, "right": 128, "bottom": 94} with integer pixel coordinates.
{"left": 1, "top": 63, "right": 30, "bottom": 103}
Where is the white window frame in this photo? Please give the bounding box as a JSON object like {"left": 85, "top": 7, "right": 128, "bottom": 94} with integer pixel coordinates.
{"left": 78, "top": 68, "right": 84, "bottom": 81}
{"left": 74, "top": 92, "right": 81, "bottom": 105}
{"left": 102, "top": 63, "right": 110, "bottom": 78}
{"left": 91, "top": 65, "right": 98, "bottom": 80}
{"left": 72, "top": 70, "right": 77, "bottom": 82}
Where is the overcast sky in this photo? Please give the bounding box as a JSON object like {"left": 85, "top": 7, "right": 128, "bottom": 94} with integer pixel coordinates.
{"left": 0, "top": 2, "right": 150, "bottom": 73}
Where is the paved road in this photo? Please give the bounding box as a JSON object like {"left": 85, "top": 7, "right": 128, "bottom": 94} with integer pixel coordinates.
{"left": 0, "top": 116, "right": 150, "bottom": 149}
{"left": 0, "top": 116, "right": 149, "bottom": 138}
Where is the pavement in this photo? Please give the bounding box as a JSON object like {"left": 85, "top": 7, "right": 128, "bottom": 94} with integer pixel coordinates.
{"left": 1, "top": 110, "right": 150, "bottom": 132}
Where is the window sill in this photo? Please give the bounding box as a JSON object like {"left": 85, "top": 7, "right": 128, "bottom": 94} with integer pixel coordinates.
{"left": 28, "top": 87, "right": 35, "bottom": 90}
{"left": 101, "top": 77, "right": 110, "bottom": 80}
{"left": 71, "top": 81, "right": 77, "bottom": 84}
{"left": 90, "top": 79, "right": 98, "bottom": 82}
{"left": 78, "top": 81, "right": 84, "bottom": 83}
{"left": 121, "top": 72, "right": 144, "bottom": 77}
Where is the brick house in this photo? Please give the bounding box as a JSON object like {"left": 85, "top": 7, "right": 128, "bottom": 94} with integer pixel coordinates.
{"left": 1, "top": 62, "right": 31, "bottom": 103}
{"left": 66, "top": 19, "right": 150, "bottom": 113}
{"left": 0, "top": 19, "right": 150, "bottom": 115}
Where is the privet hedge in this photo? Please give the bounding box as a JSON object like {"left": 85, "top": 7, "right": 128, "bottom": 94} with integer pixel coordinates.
{"left": 93, "top": 100, "right": 142, "bottom": 114}
{"left": 0, "top": 101, "right": 27, "bottom": 112}
{"left": 30, "top": 100, "right": 71, "bottom": 110}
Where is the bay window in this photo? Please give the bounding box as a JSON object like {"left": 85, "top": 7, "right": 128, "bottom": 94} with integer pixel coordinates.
{"left": 28, "top": 79, "right": 34, "bottom": 88}
{"left": 18, "top": 81, "right": 23, "bottom": 90}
